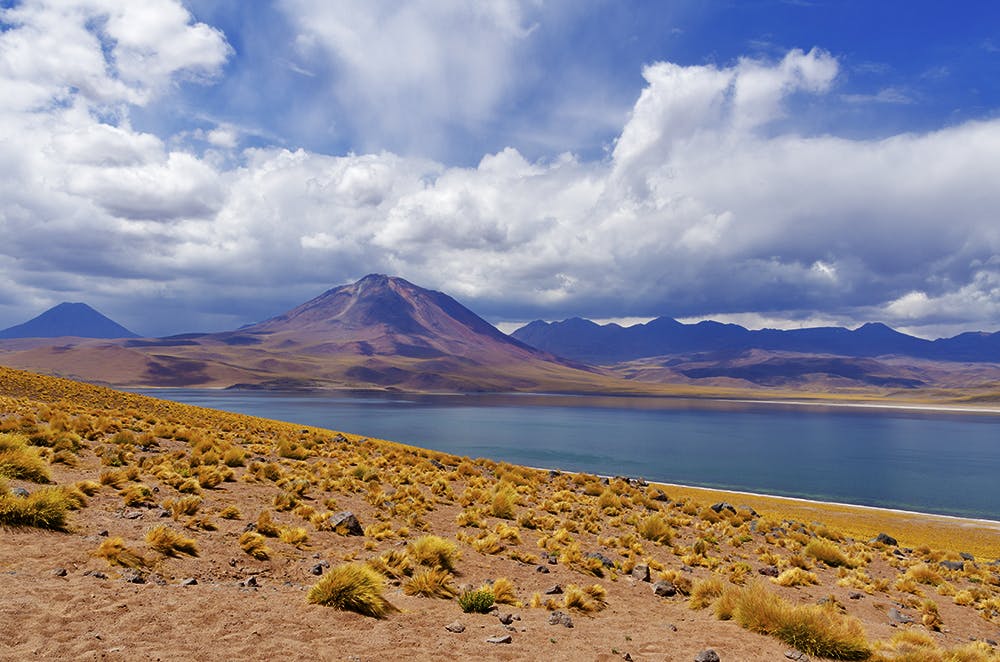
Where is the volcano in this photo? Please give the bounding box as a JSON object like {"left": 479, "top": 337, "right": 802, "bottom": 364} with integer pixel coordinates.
{"left": 0, "top": 302, "right": 138, "bottom": 339}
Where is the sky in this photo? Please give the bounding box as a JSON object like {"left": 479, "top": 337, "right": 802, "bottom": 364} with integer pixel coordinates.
{"left": 1, "top": 0, "right": 999, "bottom": 339}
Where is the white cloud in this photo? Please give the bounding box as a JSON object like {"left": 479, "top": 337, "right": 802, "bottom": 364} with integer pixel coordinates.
{"left": 1, "top": 5, "right": 999, "bottom": 337}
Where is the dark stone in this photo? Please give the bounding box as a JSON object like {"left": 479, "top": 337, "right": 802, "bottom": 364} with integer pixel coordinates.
{"left": 243, "top": 522, "right": 257, "bottom": 532}
{"left": 535, "top": 565, "right": 550, "bottom": 574}
{"left": 587, "top": 551, "right": 615, "bottom": 568}
{"left": 888, "top": 608, "right": 914, "bottom": 624}
{"left": 122, "top": 510, "right": 143, "bottom": 520}
{"left": 444, "top": 621, "right": 465, "bottom": 633}
{"left": 11, "top": 487, "right": 29, "bottom": 498}
{"left": 651, "top": 489, "right": 670, "bottom": 502}
{"left": 486, "top": 634, "right": 512, "bottom": 644}
{"left": 653, "top": 581, "right": 677, "bottom": 597}
{"left": 180, "top": 577, "right": 198, "bottom": 586}
{"left": 739, "top": 505, "right": 759, "bottom": 517}
{"left": 848, "top": 592, "right": 864, "bottom": 600}
{"left": 310, "top": 564, "right": 325, "bottom": 576}
{"left": 241, "top": 575, "right": 258, "bottom": 587}
{"left": 429, "top": 459, "right": 445, "bottom": 470}
{"left": 544, "top": 584, "right": 563, "bottom": 595}
{"left": 548, "top": 611, "right": 574, "bottom": 628}
{"left": 98, "top": 530, "right": 109, "bottom": 537}
{"left": 758, "top": 565, "right": 779, "bottom": 577}
{"left": 710, "top": 502, "right": 736, "bottom": 515}
{"left": 331, "top": 433, "right": 348, "bottom": 444}
{"left": 158, "top": 509, "right": 170, "bottom": 518}
{"left": 873, "top": 532, "right": 898, "bottom": 546}
{"left": 498, "top": 613, "right": 515, "bottom": 625}
{"left": 959, "top": 552, "right": 974, "bottom": 562}
{"left": 91, "top": 572, "right": 108, "bottom": 580}
{"left": 329, "top": 511, "right": 364, "bottom": 536}
{"left": 940, "top": 560, "right": 965, "bottom": 571}
{"left": 122, "top": 571, "right": 146, "bottom": 584}
{"left": 631, "top": 564, "right": 651, "bottom": 582}
{"left": 695, "top": 650, "right": 720, "bottom": 662}
{"left": 52, "top": 568, "right": 67, "bottom": 577}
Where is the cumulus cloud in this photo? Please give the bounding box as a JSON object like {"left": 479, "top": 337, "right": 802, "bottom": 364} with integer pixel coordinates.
{"left": 0, "top": 4, "right": 998, "bottom": 337}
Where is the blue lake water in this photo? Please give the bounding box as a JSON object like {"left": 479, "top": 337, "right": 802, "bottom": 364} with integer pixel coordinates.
{"left": 135, "top": 389, "right": 1000, "bottom": 521}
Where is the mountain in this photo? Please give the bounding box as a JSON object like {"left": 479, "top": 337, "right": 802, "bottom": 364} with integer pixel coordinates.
{"left": 0, "top": 302, "right": 138, "bottom": 339}
{"left": 0, "top": 276, "right": 635, "bottom": 393}
{"left": 511, "top": 317, "right": 1000, "bottom": 364}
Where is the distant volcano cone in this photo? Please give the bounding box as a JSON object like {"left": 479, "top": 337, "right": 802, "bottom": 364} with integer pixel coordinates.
{"left": 0, "top": 302, "right": 138, "bottom": 339}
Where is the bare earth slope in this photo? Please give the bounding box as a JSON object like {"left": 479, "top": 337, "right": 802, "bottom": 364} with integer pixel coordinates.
{"left": 1, "top": 367, "right": 998, "bottom": 661}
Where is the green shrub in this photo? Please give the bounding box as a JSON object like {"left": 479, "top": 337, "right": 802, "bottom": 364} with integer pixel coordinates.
{"left": 458, "top": 587, "right": 495, "bottom": 613}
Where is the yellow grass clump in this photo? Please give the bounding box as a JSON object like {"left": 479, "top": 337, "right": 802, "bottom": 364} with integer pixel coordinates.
{"left": 804, "top": 538, "right": 853, "bottom": 568}
{"left": 402, "top": 568, "right": 457, "bottom": 599}
{"left": 0, "top": 433, "right": 50, "bottom": 482}
{"left": 0, "top": 485, "right": 71, "bottom": 529}
{"left": 775, "top": 567, "right": 820, "bottom": 587}
{"left": 408, "top": 534, "right": 459, "bottom": 572}
{"left": 731, "top": 582, "right": 870, "bottom": 660}
{"left": 308, "top": 563, "right": 395, "bottom": 617}
{"left": 145, "top": 525, "right": 199, "bottom": 557}
{"left": 239, "top": 531, "right": 270, "bottom": 560}
{"left": 93, "top": 537, "right": 148, "bottom": 569}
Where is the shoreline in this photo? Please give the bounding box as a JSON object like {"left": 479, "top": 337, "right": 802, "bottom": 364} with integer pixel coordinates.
{"left": 721, "top": 397, "right": 1000, "bottom": 415}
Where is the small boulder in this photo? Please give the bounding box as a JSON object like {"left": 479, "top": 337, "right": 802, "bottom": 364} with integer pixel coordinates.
{"left": 940, "top": 560, "right": 965, "bottom": 571}
{"left": 548, "top": 611, "right": 574, "bottom": 628}
{"left": 785, "top": 651, "right": 810, "bottom": 661}
{"left": 535, "top": 565, "right": 550, "bottom": 574}
{"left": 122, "top": 571, "right": 146, "bottom": 584}
{"left": 486, "top": 634, "right": 512, "bottom": 644}
{"left": 52, "top": 568, "right": 67, "bottom": 577}
{"left": 710, "top": 502, "right": 736, "bottom": 515}
{"left": 444, "top": 621, "right": 465, "bottom": 633}
{"left": 873, "top": 532, "right": 898, "bottom": 547}
{"left": 758, "top": 565, "right": 779, "bottom": 577}
{"left": 241, "top": 575, "right": 258, "bottom": 588}
{"left": 695, "top": 650, "right": 720, "bottom": 662}
{"left": 587, "top": 551, "right": 615, "bottom": 568}
{"left": 329, "top": 511, "right": 364, "bottom": 536}
{"left": 11, "top": 487, "right": 29, "bottom": 498}
{"left": 180, "top": 578, "right": 198, "bottom": 586}
{"left": 544, "top": 584, "right": 563, "bottom": 595}
{"left": 959, "top": 552, "right": 974, "bottom": 562}
{"left": 888, "top": 608, "right": 914, "bottom": 624}
{"left": 650, "top": 489, "right": 670, "bottom": 502}
{"left": 653, "top": 581, "right": 677, "bottom": 597}
{"left": 631, "top": 564, "right": 651, "bottom": 582}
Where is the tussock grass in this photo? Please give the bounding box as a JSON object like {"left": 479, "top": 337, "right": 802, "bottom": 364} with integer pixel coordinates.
{"left": 94, "top": 537, "right": 148, "bottom": 569}
{"left": 731, "top": 582, "right": 870, "bottom": 660}
{"left": 165, "top": 495, "right": 202, "bottom": 519}
{"left": 805, "top": 538, "right": 853, "bottom": 567}
{"left": 402, "top": 568, "right": 456, "bottom": 598}
{"left": 239, "top": 531, "right": 270, "bottom": 560}
{"left": 491, "top": 577, "right": 519, "bottom": 606}
{"left": 367, "top": 549, "right": 413, "bottom": 579}
{"left": 0, "top": 433, "right": 50, "bottom": 482}
{"left": 408, "top": 535, "right": 459, "bottom": 572}
{"left": 563, "top": 583, "right": 608, "bottom": 613}
{"left": 145, "top": 525, "right": 199, "bottom": 557}
{"left": 307, "top": 563, "right": 395, "bottom": 617}
{"left": 0, "top": 486, "right": 70, "bottom": 529}
{"left": 279, "top": 526, "right": 309, "bottom": 548}
{"left": 490, "top": 483, "right": 518, "bottom": 520}
{"left": 775, "top": 567, "right": 820, "bottom": 587}
{"left": 689, "top": 576, "right": 725, "bottom": 609}
{"left": 638, "top": 513, "right": 673, "bottom": 544}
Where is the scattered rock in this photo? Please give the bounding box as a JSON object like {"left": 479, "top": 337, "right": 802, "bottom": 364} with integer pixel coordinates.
{"left": 498, "top": 613, "right": 515, "bottom": 625}
{"left": 631, "top": 564, "right": 651, "bottom": 582}
{"left": 758, "top": 565, "right": 779, "bottom": 577}
{"left": 695, "top": 650, "right": 720, "bottom": 662}
{"left": 653, "top": 581, "right": 677, "bottom": 597}
{"left": 544, "top": 584, "right": 563, "bottom": 595}
{"left": 650, "top": 489, "right": 670, "bottom": 502}
{"left": 329, "top": 511, "right": 364, "bottom": 536}
{"left": 121, "top": 510, "right": 143, "bottom": 520}
{"left": 444, "top": 621, "right": 465, "bottom": 633}
{"left": 11, "top": 487, "right": 29, "bottom": 498}
{"left": 91, "top": 572, "right": 108, "bottom": 580}
{"left": 52, "top": 568, "right": 67, "bottom": 577}
{"left": 710, "top": 502, "right": 736, "bottom": 515}
{"left": 888, "top": 608, "right": 914, "bottom": 624}
{"left": 940, "top": 560, "right": 965, "bottom": 572}
{"left": 98, "top": 530, "right": 109, "bottom": 537}
{"left": 535, "top": 565, "right": 550, "bottom": 574}
{"left": 122, "top": 571, "right": 146, "bottom": 584}
{"left": 959, "top": 552, "right": 974, "bottom": 562}
{"left": 157, "top": 509, "right": 170, "bottom": 518}
{"left": 873, "top": 532, "right": 898, "bottom": 547}
{"left": 310, "top": 564, "right": 325, "bottom": 576}
{"left": 739, "top": 505, "right": 759, "bottom": 517}
{"left": 622, "top": 653, "right": 633, "bottom": 661}
{"left": 785, "top": 650, "right": 810, "bottom": 661}
{"left": 241, "top": 576, "right": 258, "bottom": 588}
{"left": 486, "top": 634, "right": 512, "bottom": 644}
{"left": 848, "top": 592, "right": 864, "bottom": 600}
{"left": 587, "top": 551, "right": 615, "bottom": 568}
{"left": 429, "top": 459, "right": 445, "bottom": 470}
{"left": 548, "top": 611, "right": 574, "bottom": 628}
{"left": 180, "top": 578, "right": 198, "bottom": 586}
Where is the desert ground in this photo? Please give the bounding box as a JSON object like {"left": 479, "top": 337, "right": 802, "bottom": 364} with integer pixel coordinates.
{"left": 1, "top": 365, "right": 998, "bottom": 661}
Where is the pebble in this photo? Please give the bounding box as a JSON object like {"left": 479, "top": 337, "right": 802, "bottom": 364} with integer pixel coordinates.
{"left": 444, "top": 621, "right": 465, "bottom": 633}
{"left": 486, "top": 634, "right": 512, "bottom": 644}
{"left": 695, "top": 650, "right": 720, "bottom": 662}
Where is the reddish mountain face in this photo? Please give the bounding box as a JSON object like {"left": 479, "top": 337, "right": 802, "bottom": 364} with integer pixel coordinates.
{"left": 241, "top": 274, "right": 550, "bottom": 363}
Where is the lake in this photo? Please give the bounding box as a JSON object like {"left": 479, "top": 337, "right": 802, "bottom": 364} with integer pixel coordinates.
{"left": 135, "top": 389, "right": 1000, "bottom": 521}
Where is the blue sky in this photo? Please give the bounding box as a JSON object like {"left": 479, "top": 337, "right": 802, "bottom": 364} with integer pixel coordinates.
{"left": 1, "top": 0, "right": 999, "bottom": 338}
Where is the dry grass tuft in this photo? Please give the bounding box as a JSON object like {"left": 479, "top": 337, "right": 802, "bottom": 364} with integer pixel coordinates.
{"left": 408, "top": 535, "right": 459, "bottom": 572}
{"left": 638, "top": 514, "right": 673, "bottom": 544}
{"left": 689, "top": 576, "right": 725, "bottom": 609}
{"left": 403, "top": 568, "right": 456, "bottom": 599}
{"left": 239, "top": 531, "right": 270, "bottom": 560}
{"left": 805, "top": 538, "right": 853, "bottom": 567}
{"left": 368, "top": 549, "right": 413, "bottom": 580}
{"left": 307, "top": 563, "right": 395, "bottom": 617}
{"left": 775, "top": 567, "right": 820, "bottom": 587}
{"left": 145, "top": 525, "right": 199, "bottom": 557}
{"left": 93, "top": 537, "right": 148, "bottom": 569}
{"left": 0, "top": 486, "right": 70, "bottom": 529}
{"left": 491, "top": 577, "right": 520, "bottom": 606}
{"left": 563, "top": 583, "right": 608, "bottom": 613}
{"left": 731, "top": 582, "right": 870, "bottom": 660}
{"left": 0, "top": 433, "right": 50, "bottom": 482}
